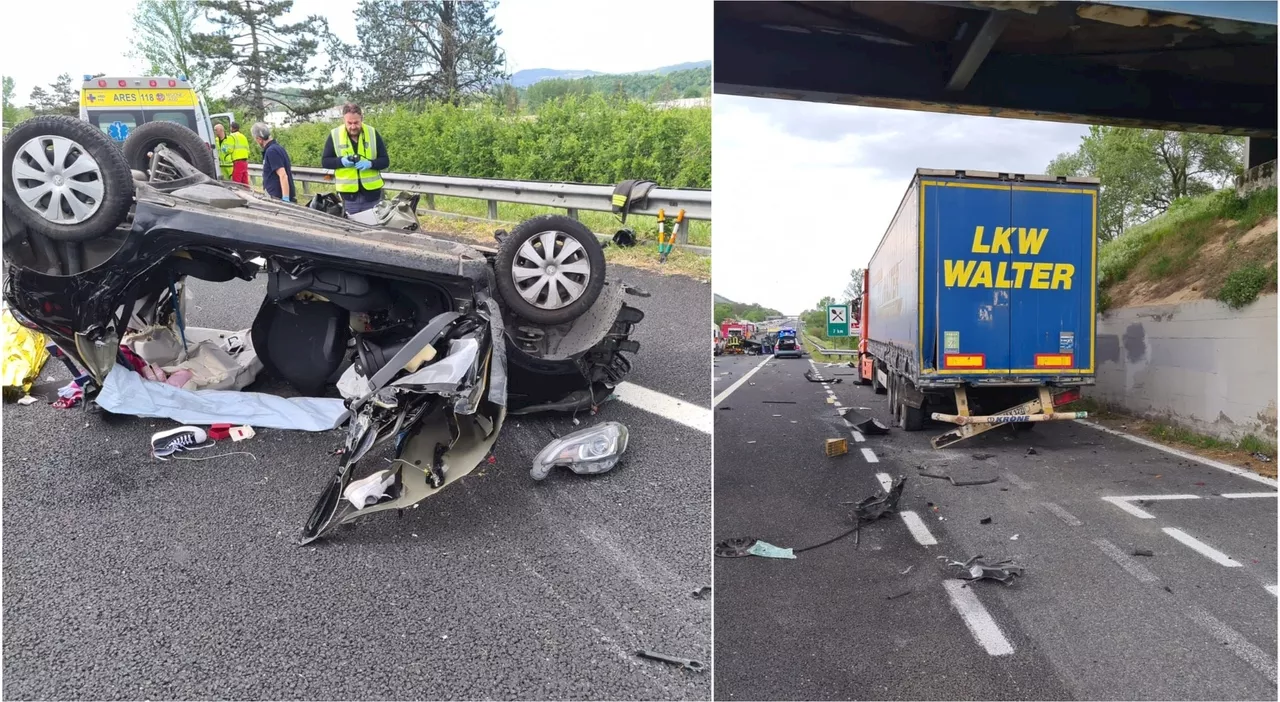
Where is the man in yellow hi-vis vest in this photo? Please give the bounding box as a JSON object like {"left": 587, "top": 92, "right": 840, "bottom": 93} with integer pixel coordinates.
{"left": 229, "top": 121, "right": 251, "bottom": 185}
{"left": 213, "top": 123, "right": 234, "bottom": 180}
{"left": 321, "top": 103, "right": 389, "bottom": 216}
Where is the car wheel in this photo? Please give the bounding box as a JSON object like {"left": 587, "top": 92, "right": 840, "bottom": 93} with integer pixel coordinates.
{"left": 123, "top": 120, "right": 219, "bottom": 180}
{"left": 494, "top": 214, "right": 606, "bottom": 325}
{"left": 2, "top": 115, "right": 134, "bottom": 242}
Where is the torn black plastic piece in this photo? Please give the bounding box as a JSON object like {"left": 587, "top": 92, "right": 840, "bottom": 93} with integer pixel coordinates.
{"left": 714, "top": 537, "right": 759, "bottom": 558}
{"left": 940, "top": 555, "right": 1025, "bottom": 585}
{"left": 852, "top": 476, "right": 906, "bottom": 523}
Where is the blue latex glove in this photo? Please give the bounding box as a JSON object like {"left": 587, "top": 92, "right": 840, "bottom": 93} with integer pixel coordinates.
{"left": 281, "top": 196, "right": 292, "bottom": 203}
{"left": 355, "top": 159, "right": 372, "bottom": 171}
{"left": 340, "top": 155, "right": 356, "bottom": 167}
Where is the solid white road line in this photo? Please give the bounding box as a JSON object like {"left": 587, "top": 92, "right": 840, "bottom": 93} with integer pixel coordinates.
{"left": 1040, "top": 502, "right": 1083, "bottom": 527}
{"left": 900, "top": 511, "right": 938, "bottom": 546}
{"left": 1101, "top": 494, "right": 1200, "bottom": 519}
{"left": 1078, "top": 419, "right": 1278, "bottom": 487}
{"left": 861, "top": 448, "right": 879, "bottom": 463}
{"left": 611, "top": 382, "right": 712, "bottom": 434}
{"left": 876, "top": 472, "right": 893, "bottom": 492}
{"left": 1162, "top": 527, "right": 1242, "bottom": 567}
{"left": 1185, "top": 605, "right": 1278, "bottom": 684}
{"left": 1221, "top": 492, "right": 1280, "bottom": 498}
{"left": 712, "top": 356, "right": 771, "bottom": 407}
{"left": 1266, "top": 584, "right": 1277, "bottom": 597}
{"left": 850, "top": 431, "right": 865, "bottom": 443}
{"left": 943, "top": 580, "right": 1015, "bottom": 656}
{"left": 1093, "top": 538, "right": 1160, "bottom": 584}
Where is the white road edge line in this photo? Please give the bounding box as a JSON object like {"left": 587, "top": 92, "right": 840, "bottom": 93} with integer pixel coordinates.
{"left": 611, "top": 383, "right": 712, "bottom": 434}
{"left": 900, "top": 510, "right": 938, "bottom": 546}
{"left": 1221, "top": 492, "right": 1280, "bottom": 498}
{"left": 712, "top": 356, "right": 771, "bottom": 407}
{"left": 943, "top": 580, "right": 1014, "bottom": 656}
{"left": 1078, "top": 419, "right": 1278, "bottom": 487}
{"left": 850, "top": 431, "right": 865, "bottom": 443}
{"left": 1101, "top": 494, "right": 1200, "bottom": 519}
{"left": 1185, "top": 605, "right": 1278, "bottom": 684}
{"left": 1040, "top": 502, "right": 1083, "bottom": 527}
{"left": 1266, "top": 585, "right": 1277, "bottom": 597}
{"left": 1092, "top": 538, "right": 1160, "bottom": 584}
{"left": 861, "top": 448, "right": 879, "bottom": 463}
{"left": 1163, "top": 527, "right": 1242, "bottom": 567}
{"left": 876, "top": 472, "right": 893, "bottom": 492}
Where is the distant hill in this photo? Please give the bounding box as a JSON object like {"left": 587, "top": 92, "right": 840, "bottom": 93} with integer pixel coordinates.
{"left": 714, "top": 295, "right": 782, "bottom": 324}
{"left": 509, "top": 61, "right": 710, "bottom": 88}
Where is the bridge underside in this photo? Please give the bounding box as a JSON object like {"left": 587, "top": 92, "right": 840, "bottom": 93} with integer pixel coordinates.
{"left": 715, "top": 1, "right": 1277, "bottom": 143}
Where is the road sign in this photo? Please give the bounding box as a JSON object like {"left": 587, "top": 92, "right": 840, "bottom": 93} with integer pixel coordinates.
{"left": 827, "top": 304, "right": 850, "bottom": 337}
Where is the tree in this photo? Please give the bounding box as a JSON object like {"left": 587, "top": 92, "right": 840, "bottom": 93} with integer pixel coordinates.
{"left": 340, "top": 0, "right": 507, "bottom": 106}
{"left": 191, "top": 0, "right": 336, "bottom": 120}
{"left": 1047, "top": 126, "right": 1244, "bottom": 242}
{"left": 29, "top": 74, "right": 79, "bottom": 117}
{"left": 3, "top": 76, "right": 21, "bottom": 126}
{"left": 130, "top": 0, "right": 214, "bottom": 99}
{"left": 842, "top": 268, "right": 865, "bottom": 305}
{"left": 713, "top": 303, "right": 733, "bottom": 324}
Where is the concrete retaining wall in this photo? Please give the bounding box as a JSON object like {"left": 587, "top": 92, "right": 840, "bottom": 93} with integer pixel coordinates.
{"left": 1089, "top": 294, "right": 1277, "bottom": 442}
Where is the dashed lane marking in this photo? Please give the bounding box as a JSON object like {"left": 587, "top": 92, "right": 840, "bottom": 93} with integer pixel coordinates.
{"left": 1266, "top": 585, "right": 1277, "bottom": 597}
{"left": 876, "top": 472, "right": 893, "bottom": 492}
{"left": 1041, "top": 502, "right": 1083, "bottom": 527}
{"left": 900, "top": 511, "right": 938, "bottom": 546}
{"left": 850, "top": 431, "right": 865, "bottom": 443}
{"left": 943, "top": 580, "right": 1014, "bottom": 656}
{"left": 1162, "top": 527, "right": 1242, "bottom": 567}
{"left": 861, "top": 448, "right": 879, "bottom": 463}
{"left": 1185, "top": 604, "right": 1278, "bottom": 684}
{"left": 1101, "top": 494, "right": 1200, "bottom": 519}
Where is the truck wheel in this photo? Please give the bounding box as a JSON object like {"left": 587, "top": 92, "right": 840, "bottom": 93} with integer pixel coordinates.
{"left": 902, "top": 401, "right": 926, "bottom": 431}
{"left": 495, "top": 214, "right": 606, "bottom": 325}
{"left": 1012, "top": 421, "right": 1036, "bottom": 433}
{"left": 2, "top": 115, "right": 135, "bottom": 242}
{"left": 123, "top": 121, "right": 219, "bottom": 180}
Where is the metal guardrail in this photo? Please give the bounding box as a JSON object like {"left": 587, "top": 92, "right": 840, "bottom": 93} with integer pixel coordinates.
{"left": 802, "top": 332, "right": 859, "bottom": 356}
{"left": 247, "top": 165, "right": 711, "bottom": 246}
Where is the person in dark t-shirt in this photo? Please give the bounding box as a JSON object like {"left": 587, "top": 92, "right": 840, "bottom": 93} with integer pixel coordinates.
{"left": 251, "top": 122, "right": 296, "bottom": 203}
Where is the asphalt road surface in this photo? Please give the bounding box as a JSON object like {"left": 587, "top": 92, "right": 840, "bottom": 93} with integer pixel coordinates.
{"left": 713, "top": 352, "right": 1277, "bottom": 701}
{"left": 3, "top": 265, "right": 712, "bottom": 701}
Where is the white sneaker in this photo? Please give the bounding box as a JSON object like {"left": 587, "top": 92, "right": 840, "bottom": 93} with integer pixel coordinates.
{"left": 151, "top": 426, "right": 214, "bottom": 460}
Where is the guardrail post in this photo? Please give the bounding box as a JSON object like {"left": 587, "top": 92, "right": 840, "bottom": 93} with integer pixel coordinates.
{"left": 301, "top": 180, "right": 310, "bottom": 196}
{"left": 676, "top": 218, "right": 690, "bottom": 245}
{"left": 567, "top": 207, "right": 579, "bottom": 221}
{"left": 426, "top": 194, "right": 436, "bottom": 211}
{"left": 487, "top": 200, "right": 498, "bottom": 220}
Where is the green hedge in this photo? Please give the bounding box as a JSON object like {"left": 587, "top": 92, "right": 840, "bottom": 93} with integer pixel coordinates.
{"left": 271, "top": 94, "right": 710, "bottom": 189}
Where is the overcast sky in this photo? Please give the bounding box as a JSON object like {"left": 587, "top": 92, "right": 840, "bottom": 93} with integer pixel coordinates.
{"left": 4, "top": 0, "right": 711, "bottom": 101}
{"left": 712, "top": 97, "right": 1091, "bottom": 314}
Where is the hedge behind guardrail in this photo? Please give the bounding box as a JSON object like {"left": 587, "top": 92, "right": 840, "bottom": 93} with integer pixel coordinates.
{"left": 272, "top": 94, "right": 710, "bottom": 189}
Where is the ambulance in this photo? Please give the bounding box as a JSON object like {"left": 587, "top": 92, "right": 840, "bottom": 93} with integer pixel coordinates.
{"left": 79, "top": 75, "right": 235, "bottom": 151}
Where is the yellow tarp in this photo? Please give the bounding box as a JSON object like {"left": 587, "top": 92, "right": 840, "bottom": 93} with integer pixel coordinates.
{"left": 2, "top": 310, "right": 50, "bottom": 398}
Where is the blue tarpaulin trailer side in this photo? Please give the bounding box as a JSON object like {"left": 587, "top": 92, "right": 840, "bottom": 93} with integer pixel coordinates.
{"left": 864, "top": 169, "right": 1099, "bottom": 447}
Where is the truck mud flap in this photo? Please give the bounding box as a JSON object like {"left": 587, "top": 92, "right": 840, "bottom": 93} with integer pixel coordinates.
{"left": 930, "top": 386, "right": 1086, "bottom": 449}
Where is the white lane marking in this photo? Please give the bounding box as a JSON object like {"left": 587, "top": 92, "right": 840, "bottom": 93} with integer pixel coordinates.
{"left": 1078, "top": 419, "right": 1278, "bottom": 487}
{"left": 611, "top": 383, "right": 711, "bottom": 434}
{"left": 850, "top": 431, "right": 865, "bottom": 443}
{"left": 1004, "top": 472, "right": 1033, "bottom": 491}
{"left": 1092, "top": 538, "right": 1160, "bottom": 584}
{"left": 1041, "top": 502, "right": 1083, "bottom": 527}
{"left": 861, "top": 448, "right": 879, "bottom": 463}
{"left": 1185, "top": 605, "right": 1278, "bottom": 684}
{"left": 900, "top": 511, "right": 938, "bottom": 546}
{"left": 1101, "top": 494, "right": 1200, "bottom": 519}
{"left": 943, "top": 580, "right": 1014, "bottom": 656}
{"left": 1162, "top": 527, "right": 1242, "bottom": 567}
{"left": 1221, "top": 492, "right": 1279, "bottom": 499}
{"left": 712, "top": 356, "right": 771, "bottom": 407}
{"left": 876, "top": 472, "right": 893, "bottom": 492}
{"left": 1266, "top": 585, "right": 1277, "bottom": 597}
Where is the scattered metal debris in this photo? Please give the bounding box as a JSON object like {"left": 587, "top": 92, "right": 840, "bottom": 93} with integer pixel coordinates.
{"left": 900, "top": 565, "right": 914, "bottom": 575}
{"left": 635, "top": 649, "right": 706, "bottom": 673}
{"left": 979, "top": 517, "right": 993, "bottom": 525}
{"left": 939, "top": 555, "right": 1025, "bottom": 585}
{"left": 918, "top": 469, "right": 997, "bottom": 487}
{"left": 718, "top": 406, "right": 732, "bottom": 410}
{"left": 851, "top": 416, "right": 891, "bottom": 435}
{"left": 1010, "top": 534, "right": 1019, "bottom": 541}
{"left": 1252, "top": 452, "right": 1272, "bottom": 462}
{"left": 714, "top": 537, "right": 759, "bottom": 558}
{"left": 1026, "top": 448, "right": 1038, "bottom": 456}
{"left": 972, "top": 453, "right": 994, "bottom": 460}
{"left": 803, "top": 370, "right": 842, "bottom": 384}
{"left": 1132, "top": 548, "right": 1155, "bottom": 557}
{"left": 851, "top": 476, "right": 906, "bottom": 522}
{"left": 886, "top": 589, "right": 914, "bottom": 600}
{"left": 692, "top": 586, "right": 712, "bottom": 600}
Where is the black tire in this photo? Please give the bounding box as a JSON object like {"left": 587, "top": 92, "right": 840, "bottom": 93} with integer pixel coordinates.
{"left": 902, "top": 400, "right": 926, "bottom": 431}
{"left": 2, "top": 115, "right": 134, "bottom": 242}
{"left": 123, "top": 120, "right": 219, "bottom": 179}
{"left": 1012, "top": 421, "right": 1036, "bottom": 433}
{"left": 494, "top": 214, "right": 606, "bottom": 325}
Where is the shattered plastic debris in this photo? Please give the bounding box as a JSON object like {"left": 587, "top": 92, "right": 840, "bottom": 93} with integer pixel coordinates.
{"left": 852, "top": 417, "right": 890, "bottom": 435}
{"left": 939, "top": 555, "right": 1025, "bottom": 585}
{"left": 972, "top": 453, "right": 994, "bottom": 460}
{"left": 691, "top": 586, "right": 712, "bottom": 600}
{"left": 1252, "top": 453, "right": 1272, "bottom": 462}
{"left": 1010, "top": 534, "right": 1019, "bottom": 541}
{"left": 979, "top": 517, "right": 993, "bottom": 525}
{"left": 343, "top": 469, "right": 396, "bottom": 509}
{"left": 748, "top": 541, "right": 796, "bottom": 559}
{"left": 851, "top": 476, "right": 906, "bottom": 522}
{"left": 803, "top": 370, "right": 842, "bottom": 384}
{"left": 1132, "top": 548, "right": 1155, "bottom": 557}
{"left": 715, "top": 537, "right": 759, "bottom": 558}
{"left": 1026, "top": 448, "right": 1038, "bottom": 456}
{"left": 918, "top": 469, "right": 998, "bottom": 487}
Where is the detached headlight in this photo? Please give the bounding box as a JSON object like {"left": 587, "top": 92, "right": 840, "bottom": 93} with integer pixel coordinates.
{"left": 530, "top": 422, "right": 630, "bottom": 481}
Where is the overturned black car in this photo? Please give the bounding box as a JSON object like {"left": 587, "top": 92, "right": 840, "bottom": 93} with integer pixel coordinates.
{"left": 2, "top": 116, "right": 644, "bottom": 543}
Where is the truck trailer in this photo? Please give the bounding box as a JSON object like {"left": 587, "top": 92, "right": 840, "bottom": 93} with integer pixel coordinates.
{"left": 857, "top": 169, "right": 1099, "bottom": 448}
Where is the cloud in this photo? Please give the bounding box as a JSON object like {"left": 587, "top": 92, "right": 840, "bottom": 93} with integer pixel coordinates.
{"left": 712, "top": 96, "right": 1093, "bottom": 314}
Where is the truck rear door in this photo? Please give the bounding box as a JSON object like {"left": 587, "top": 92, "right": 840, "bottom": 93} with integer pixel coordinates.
{"left": 1009, "top": 185, "right": 1095, "bottom": 374}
